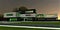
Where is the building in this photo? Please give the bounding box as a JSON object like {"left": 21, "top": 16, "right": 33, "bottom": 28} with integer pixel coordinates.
{"left": 3, "top": 9, "right": 58, "bottom": 21}
{"left": 4, "top": 9, "right": 37, "bottom": 21}
{"left": 36, "top": 14, "right": 58, "bottom": 21}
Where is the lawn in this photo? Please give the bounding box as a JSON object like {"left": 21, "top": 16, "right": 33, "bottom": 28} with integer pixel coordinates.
{"left": 7, "top": 21, "right": 60, "bottom": 25}
{"left": 0, "top": 21, "right": 59, "bottom": 30}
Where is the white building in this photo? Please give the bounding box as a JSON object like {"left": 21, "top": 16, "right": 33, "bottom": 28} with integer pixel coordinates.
{"left": 3, "top": 9, "right": 58, "bottom": 21}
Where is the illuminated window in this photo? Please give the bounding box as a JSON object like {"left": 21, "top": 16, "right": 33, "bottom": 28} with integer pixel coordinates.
{"left": 10, "top": 18, "right": 17, "bottom": 21}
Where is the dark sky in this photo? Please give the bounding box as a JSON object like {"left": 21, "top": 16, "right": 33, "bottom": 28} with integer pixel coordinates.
{"left": 0, "top": 0, "right": 60, "bottom": 17}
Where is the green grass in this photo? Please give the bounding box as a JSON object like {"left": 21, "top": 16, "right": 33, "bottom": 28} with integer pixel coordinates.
{"left": 0, "top": 26, "right": 55, "bottom": 30}
{"left": 0, "top": 21, "right": 59, "bottom": 30}
{"left": 9, "top": 21, "right": 60, "bottom": 25}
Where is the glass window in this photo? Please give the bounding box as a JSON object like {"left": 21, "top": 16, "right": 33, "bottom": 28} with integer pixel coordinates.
{"left": 37, "top": 14, "right": 44, "bottom": 18}
{"left": 37, "top": 14, "right": 44, "bottom": 16}
{"left": 6, "top": 14, "right": 13, "bottom": 16}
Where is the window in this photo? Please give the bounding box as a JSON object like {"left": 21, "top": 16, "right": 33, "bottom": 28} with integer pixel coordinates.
{"left": 39, "top": 14, "right": 44, "bottom": 16}
{"left": 37, "top": 14, "right": 44, "bottom": 16}
{"left": 6, "top": 14, "right": 13, "bottom": 16}
{"left": 37, "top": 14, "right": 44, "bottom": 18}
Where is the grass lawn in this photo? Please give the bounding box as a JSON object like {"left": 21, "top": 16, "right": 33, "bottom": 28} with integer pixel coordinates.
{"left": 0, "top": 26, "right": 55, "bottom": 30}
{"left": 0, "top": 21, "right": 59, "bottom": 30}
{"left": 8, "top": 21, "right": 60, "bottom": 25}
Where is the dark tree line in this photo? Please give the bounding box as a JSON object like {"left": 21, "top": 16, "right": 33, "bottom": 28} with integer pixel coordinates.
{"left": 12, "top": 6, "right": 36, "bottom": 14}
{"left": 12, "top": 6, "right": 28, "bottom": 14}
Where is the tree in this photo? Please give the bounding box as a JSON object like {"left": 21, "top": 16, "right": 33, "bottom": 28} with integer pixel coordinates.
{"left": 18, "top": 6, "right": 28, "bottom": 14}
{"left": 12, "top": 6, "right": 28, "bottom": 11}
{"left": 12, "top": 6, "right": 28, "bottom": 14}
{"left": 19, "top": 6, "right": 28, "bottom": 11}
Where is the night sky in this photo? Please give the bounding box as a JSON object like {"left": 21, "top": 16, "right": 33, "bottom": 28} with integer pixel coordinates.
{"left": 0, "top": 0, "right": 60, "bottom": 19}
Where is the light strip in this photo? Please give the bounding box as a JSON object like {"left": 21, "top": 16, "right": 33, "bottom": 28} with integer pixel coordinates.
{"left": 0, "top": 25, "right": 60, "bottom": 30}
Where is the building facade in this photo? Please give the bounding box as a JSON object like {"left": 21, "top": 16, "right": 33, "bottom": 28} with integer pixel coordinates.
{"left": 3, "top": 9, "right": 58, "bottom": 21}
